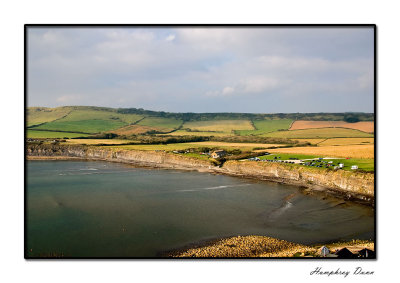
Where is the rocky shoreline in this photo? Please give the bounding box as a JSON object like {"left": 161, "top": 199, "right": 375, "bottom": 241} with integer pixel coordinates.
{"left": 163, "top": 235, "right": 374, "bottom": 258}
{"left": 26, "top": 143, "right": 375, "bottom": 205}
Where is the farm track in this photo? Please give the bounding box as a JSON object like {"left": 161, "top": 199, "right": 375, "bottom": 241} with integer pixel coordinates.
{"left": 130, "top": 116, "right": 145, "bottom": 125}
{"left": 288, "top": 119, "right": 295, "bottom": 130}
{"left": 162, "top": 121, "right": 185, "bottom": 134}
{"left": 249, "top": 118, "right": 256, "bottom": 130}
{"left": 316, "top": 138, "right": 328, "bottom": 145}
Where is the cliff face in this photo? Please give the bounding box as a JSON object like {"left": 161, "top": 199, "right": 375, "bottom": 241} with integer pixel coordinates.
{"left": 27, "top": 143, "right": 374, "bottom": 200}
{"left": 222, "top": 161, "right": 374, "bottom": 197}
{"left": 26, "top": 143, "right": 213, "bottom": 170}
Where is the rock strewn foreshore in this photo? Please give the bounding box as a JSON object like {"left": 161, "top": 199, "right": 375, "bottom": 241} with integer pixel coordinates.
{"left": 26, "top": 143, "right": 374, "bottom": 204}
{"left": 168, "top": 236, "right": 314, "bottom": 257}
{"left": 167, "top": 236, "right": 374, "bottom": 258}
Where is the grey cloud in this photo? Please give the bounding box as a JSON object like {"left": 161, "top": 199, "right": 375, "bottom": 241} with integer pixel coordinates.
{"left": 27, "top": 27, "right": 374, "bottom": 113}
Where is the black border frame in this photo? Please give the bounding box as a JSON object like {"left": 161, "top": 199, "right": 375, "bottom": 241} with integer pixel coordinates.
{"left": 24, "top": 24, "right": 377, "bottom": 260}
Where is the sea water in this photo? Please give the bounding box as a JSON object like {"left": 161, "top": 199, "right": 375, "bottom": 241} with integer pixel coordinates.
{"left": 26, "top": 160, "right": 374, "bottom": 257}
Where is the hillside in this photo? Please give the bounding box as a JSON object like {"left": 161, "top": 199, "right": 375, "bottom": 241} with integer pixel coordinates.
{"left": 27, "top": 106, "right": 374, "bottom": 139}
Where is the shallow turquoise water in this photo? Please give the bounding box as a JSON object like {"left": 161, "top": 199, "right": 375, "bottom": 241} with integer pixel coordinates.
{"left": 26, "top": 160, "right": 374, "bottom": 257}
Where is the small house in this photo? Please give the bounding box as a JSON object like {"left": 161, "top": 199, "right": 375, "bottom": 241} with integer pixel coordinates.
{"left": 319, "top": 246, "right": 330, "bottom": 257}
{"left": 351, "top": 165, "right": 359, "bottom": 170}
{"left": 335, "top": 248, "right": 355, "bottom": 258}
{"left": 211, "top": 150, "right": 226, "bottom": 159}
{"left": 358, "top": 248, "right": 375, "bottom": 258}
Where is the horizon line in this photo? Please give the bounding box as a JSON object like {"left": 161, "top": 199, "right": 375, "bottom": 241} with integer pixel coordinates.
{"left": 26, "top": 105, "right": 374, "bottom": 115}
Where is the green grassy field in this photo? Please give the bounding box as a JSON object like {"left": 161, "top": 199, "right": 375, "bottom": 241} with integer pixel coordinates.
{"left": 261, "top": 128, "right": 373, "bottom": 138}
{"left": 259, "top": 153, "right": 319, "bottom": 160}
{"left": 26, "top": 107, "right": 375, "bottom": 143}
{"left": 27, "top": 130, "right": 90, "bottom": 138}
{"left": 28, "top": 108, "right": 143, "bottom": 135}
{"left": 32, "top": 119, "right": 126, "bottom": 134}
{"left": 137, "top": 117, "right": 182, "bottom": 131}
{"left": 179, "top": 152, "right": 211, "bottom": 161}
{"left": 55, "top": 109, "right": 143, "bottom": 124}
{"left": 237, "top": 119, "right": 293, "bottom": 135}
{"left": 27, "top": 107, "right": 72, "bottom": 126}
{"left": 183, "top": 120, "right": 254, "bottom": 133}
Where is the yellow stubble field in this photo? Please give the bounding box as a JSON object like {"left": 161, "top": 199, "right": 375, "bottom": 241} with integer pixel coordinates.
{"left": 267, "top": 144, "right": 374, "bottom": 159}
{"left": 290, "top": 120, "right": 374, "bottom": 133}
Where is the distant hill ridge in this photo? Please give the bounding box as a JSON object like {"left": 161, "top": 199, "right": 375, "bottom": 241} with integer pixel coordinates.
{"left": 26, "top": 106, "right": 374, "bottom": 139}
{"left": 28, "top": 106, "right": 374, "bottom": 122}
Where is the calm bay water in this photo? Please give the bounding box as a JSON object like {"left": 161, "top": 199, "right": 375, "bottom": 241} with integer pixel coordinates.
{"left": 27, "top": 160, "right": 374, "bottom": 257}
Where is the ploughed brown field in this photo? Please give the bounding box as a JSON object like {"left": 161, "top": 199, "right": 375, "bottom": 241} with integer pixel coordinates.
{"left": 290, "top": 120, "right": 374, "bottom": 133}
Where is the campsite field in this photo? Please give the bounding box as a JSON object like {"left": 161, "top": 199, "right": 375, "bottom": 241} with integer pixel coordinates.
{"left": 290, "top": 120, "right": 374, "bottom": 133}
{"left": 262, "top": 128, "right": 373, "bottom": 139}
{"left": 237, "top": 118, "right": 293, "bottom": 136}
{"left": 259, "top": 153, "right": 374, "bottom": 172}
{"left": 183, "top": 120, "right": 254, "bottom": 133}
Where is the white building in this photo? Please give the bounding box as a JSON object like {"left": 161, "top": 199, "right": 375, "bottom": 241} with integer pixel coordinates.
{"left": 211, "top": 150, "right": 226, "bottom": 159}
{"left": 320, "top": 246, "right": 330, "bottom": 257}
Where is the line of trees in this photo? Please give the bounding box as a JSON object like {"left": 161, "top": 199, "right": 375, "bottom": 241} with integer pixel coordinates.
{"left": 116, "top": 107, "right": 374, "bottom": 122}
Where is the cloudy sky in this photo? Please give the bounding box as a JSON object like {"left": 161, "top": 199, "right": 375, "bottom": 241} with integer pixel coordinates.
{"left": 27, "top": 26, "right": 374, "bottom": 113}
